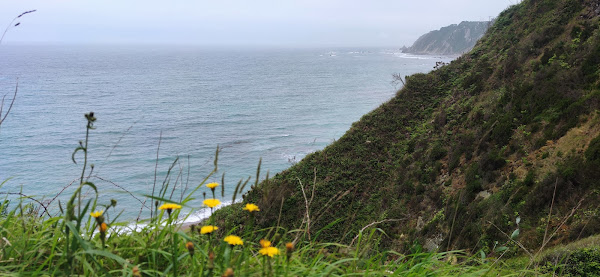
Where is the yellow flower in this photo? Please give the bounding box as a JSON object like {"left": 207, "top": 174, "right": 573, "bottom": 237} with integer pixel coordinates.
{"left": 259, "top": 239, "right": 271, "bottom": 248}
{"left": 243, "top": 203, "right": 260, "bottom": 212}
{"left": 223, "top": 235, "right": 243, "bottom": 246}
{"left": 206, "top": 182, "right": 219, "bottom": 189}
{"left": 203, "top": 199, "right": 221, "bottom": 208}
{"left": 259, "top": 247, "right": 280, "bottom": 258}
{"left": 158, "top": 203, "right": 182, "bottom": 211}
{"left": 200, "top": 225, "right": 218, "bottom": 234}
{"left": 90, "top": 210, "right": 104, "bottom": 218}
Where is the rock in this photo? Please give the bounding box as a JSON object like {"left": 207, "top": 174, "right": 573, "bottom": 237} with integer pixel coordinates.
{"left": 424, "top": 233, "right": 444, "bottom": 252}
{"left": 476, "top": 190, "right": 492, "bottom": 200}
{"left": 416, "top": 216, "right": 425, "bottom": 231}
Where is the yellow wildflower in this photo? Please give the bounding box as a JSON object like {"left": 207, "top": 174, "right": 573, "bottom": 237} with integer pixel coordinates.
{"left": 90, "top": 210, "right": 104, "bottom": 218}
{"left": 203, "top": 199, "right": 221, "bottom": 208}
{"left": 243, "top": 203, "right": 260, "bottom": 212}
{"left": 158, "top": 203, "right": 182, "bottom": 211}
{"left": 200, "top": 225, "right": 218, "bottom": 234}
{"left": 259, "top": 239, "right": 271, "bottom": 248}
{"left": 206, "top": 182, "right": 219, "bottom": 189}
{"left": 259, "top": 247, "right": 280, "bottom": 258}
{"left": 223, "top": 235, "right": 243, "bottom": 246}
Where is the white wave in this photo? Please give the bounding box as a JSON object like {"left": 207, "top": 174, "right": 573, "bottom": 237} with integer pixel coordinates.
{"left": 392, "top": 52, "right": 436, "bottom": 60}
{"left": 269, "top": 134, "right": 291, "bottom": 139}
{"left": 118, "top": 200, "right": 234, "bottom": 233}
{"left": 392, "top": 52, "right": 458, "bottom": 60}
{"left": 181, "top": 199, "right": 233, "bottom": 224}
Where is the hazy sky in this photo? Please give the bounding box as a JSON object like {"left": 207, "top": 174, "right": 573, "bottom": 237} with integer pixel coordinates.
{"left": 1, "top": 1, "right": 514, "bottom": 47}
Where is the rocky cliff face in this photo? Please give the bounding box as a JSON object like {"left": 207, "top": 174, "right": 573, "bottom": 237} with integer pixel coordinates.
{"left": 404, "top": 21, "right": 490, "bottom": 55}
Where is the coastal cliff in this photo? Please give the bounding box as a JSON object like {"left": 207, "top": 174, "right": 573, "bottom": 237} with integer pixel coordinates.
{"left": 403, "top": 21, "right": 490, "bottom": 55}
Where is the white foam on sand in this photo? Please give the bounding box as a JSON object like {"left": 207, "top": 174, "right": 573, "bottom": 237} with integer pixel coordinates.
{"left": 118, "top": 200, "right": 234, "bottom": 234}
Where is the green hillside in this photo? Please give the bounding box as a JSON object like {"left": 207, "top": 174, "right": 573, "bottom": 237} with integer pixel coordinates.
{"left": 217, "top": 0, "right": 600, "bottom": 255}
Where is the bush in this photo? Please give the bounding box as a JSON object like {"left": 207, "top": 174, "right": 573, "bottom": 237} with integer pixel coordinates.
{"left": 430, "top": 142, "right": 448, "bottom": 161}
{"left": 562, "top": 248, "right": 600, "bottom": 276}
{"left": 492, "top": 114, "right": 515, "bottom": 146}
{"left": 480, "top": 147, "right": 506, "bottom": 172}
{"left": 465, "top": 163, "right": 483, "bottom": 195}
{"left": 585, "top": 134, "right": 600, "bottom": 165}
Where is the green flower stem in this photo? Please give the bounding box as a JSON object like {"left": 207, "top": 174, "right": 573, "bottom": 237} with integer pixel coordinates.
{"left": 262, "top": 256, "right": 267, "bottom": 277}
{"left": 171, "top": 224, "right": 178, "bottom": 277}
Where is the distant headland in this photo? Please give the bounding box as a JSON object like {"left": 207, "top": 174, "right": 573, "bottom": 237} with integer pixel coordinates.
{"left": 402, "top": 21, "right": 490, "bottom": 55}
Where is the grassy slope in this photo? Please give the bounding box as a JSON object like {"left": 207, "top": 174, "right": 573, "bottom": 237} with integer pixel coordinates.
{"left": 216, "top": 0, "right": 600, "bottom": 255}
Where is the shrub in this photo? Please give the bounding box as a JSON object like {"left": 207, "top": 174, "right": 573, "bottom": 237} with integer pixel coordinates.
{"left": 492, "top": 114, "right": 515, "bottom": 146}
{"left": 465, "top": 163, "right": 483, "bottom": 195}
{"left": 561, "top": 248, "right": 600, "bottom": 276}
{"left": 584, "top": 134, "right": 600, "bottom": 165}
{"left": 480, "top": 147, "right": 507, "bottom": 172}
{"left": 430, "top": 142, "right": 448, "bottom": 161}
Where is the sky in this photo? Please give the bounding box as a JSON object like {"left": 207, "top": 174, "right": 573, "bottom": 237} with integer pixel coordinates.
{"left": 1, "top": 1, "right": 515, "bottom": 47}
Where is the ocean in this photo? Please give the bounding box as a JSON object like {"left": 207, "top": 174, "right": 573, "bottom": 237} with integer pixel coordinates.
{"left": 0, "top": 44, "right": 453, "bottom": 223}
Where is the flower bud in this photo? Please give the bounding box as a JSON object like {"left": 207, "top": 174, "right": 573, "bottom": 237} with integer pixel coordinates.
{"left": 286, "top": 242, "right": 294, "bottom": 260}
{"left": 186, "top": 241, "right": 195, "bottom": 257}
{"left": 207, "top": 251, "right": 215, "bottom": 270}
{"left": 222, "top": 268, "right": 234, "bottom": 277}
{"left": 132, "top": 266, "right": 141, "bottom": 277}
{"left": 99, "top": 222, "right": 108, "bottom": 233}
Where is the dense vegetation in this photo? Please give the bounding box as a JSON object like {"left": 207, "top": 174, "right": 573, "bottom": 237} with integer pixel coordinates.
{"left": 216, "top": 0, "right": 600, "bottom": 266}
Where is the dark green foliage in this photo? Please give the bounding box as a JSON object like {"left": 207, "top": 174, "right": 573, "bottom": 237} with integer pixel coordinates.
{"left": 585, "top": 134, "right": 600, "bottom": 164}
{"left": 404, "top": 73, "right": 437, "bottom": 93}
{"left": 430, "top": 142, "right": 448, "bottom": 161}
{"left": 522, "top": 174, "right": 558, "bottom": 213}
{"left": 492, "top": 115, "right": 514, "bottom": 146}
{"left": 465, "top": 163, "right": 482, "bottom": 196}
{"left": 562, "top": 248, "right": 600, "bottom": 276}
{"left": 480, "top": 148, "right": 506, "bottom": 172}
{"left": 570, "top": 217, "right": 600, "bottom": 240}
{"left": 558, "top": 155, "right": 583, "bottom": 181}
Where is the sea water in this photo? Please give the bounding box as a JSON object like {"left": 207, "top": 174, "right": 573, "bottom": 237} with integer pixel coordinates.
{"left": 0, "top": 45, "right": 453, "bottom": 223}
